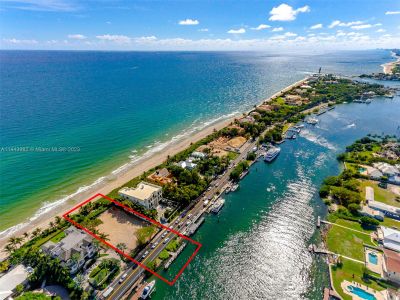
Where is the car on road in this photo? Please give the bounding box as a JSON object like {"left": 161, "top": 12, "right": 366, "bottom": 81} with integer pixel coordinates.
{"left": 119, "top": 273, "right": 128, "bottom": 283}
{"left": 188, "top": 213, "right": 193, "bottom": 219}
{"left": 175, "top": 219, "right": 180, "bottom": 225}
{"left": 163, "top": 237, "right": 170, "bottom": 244}
{"left": 186, "top": 220, "right": 191, "bottom": 226}
{"left": 142, "top": 251, "right": 149, "bottom": 259}
{"left": 207, "top": 187, "right": 211, "bottom": 191}
{"left": 162, "top": 231, "right": 167, "bottom": 238}
{"left": 151, "top": 242, "right": 158, "bottom": 249}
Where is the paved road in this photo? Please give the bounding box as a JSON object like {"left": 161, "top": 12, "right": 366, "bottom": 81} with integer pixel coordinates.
{"left": 105, "top": 139, "right": 258, "bottom": 299}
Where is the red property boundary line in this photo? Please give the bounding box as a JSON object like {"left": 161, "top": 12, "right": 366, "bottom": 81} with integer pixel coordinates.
{"left": 62, "top": 193, "right": 202, "bottom": 286}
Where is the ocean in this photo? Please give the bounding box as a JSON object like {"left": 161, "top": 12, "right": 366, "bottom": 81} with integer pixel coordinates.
{"left": 0, "top": 49, "right": 398, "bottom": 297}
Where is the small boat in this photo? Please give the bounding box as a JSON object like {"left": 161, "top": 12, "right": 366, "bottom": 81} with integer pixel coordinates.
{"left": 211, "top": 198, "right": 225, "bottom": 214}
{"left": 294, "top": 124, "right": 304, "bottom": 129}
{"left": 225, "top": 186, "right": 231, "bottom": 194}
{"left": 231, "top": 184, "right": 239, "bottom": 192}
{"left": 264, "top": 147, "right": 281, "bottom": 162}
{"left": 306, "top": 117, "right": 318, "bottom": 125}
{"left": 141, "top": 280, "right": 156, "bottom": 299}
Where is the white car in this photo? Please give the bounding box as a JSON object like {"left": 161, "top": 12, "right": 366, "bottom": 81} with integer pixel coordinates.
{"left": 188, "top": 213, "right": 193, "bottom": 219}
{"left": 186, "top": 220, "right": 191, "bottom": 226}
{"left": 151, "top": 242, "right": 158, "bottom": 249}
{"left": 163, "top": 237, "right": 170, "bottom": 244}
{"left": 162, "top": 232, "right": 167, "bottom": 238}
{"left": 119, "top": 273, "right": 128, "bottom": 283}
{"left": 142, "top": 251, "right": 149, "bottom": 259}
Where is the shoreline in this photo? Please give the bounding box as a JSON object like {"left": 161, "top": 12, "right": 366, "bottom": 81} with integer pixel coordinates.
{"left": 0, "top": 76, "right": 308, "bottom": 253}
{"left": 381, "top": 51, "right": 400, "bottom": 74}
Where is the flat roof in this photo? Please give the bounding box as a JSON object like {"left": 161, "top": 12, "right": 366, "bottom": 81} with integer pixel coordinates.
{"left": 119, "top": 181, "right": 161, "bottom": 201}
{"left": 0, "top": 265, "right": 29, "bottom": 300}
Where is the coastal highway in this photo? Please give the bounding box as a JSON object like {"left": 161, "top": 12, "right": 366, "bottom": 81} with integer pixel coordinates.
{"left": 106, "top": 138, "right": 258, "bottom": 299}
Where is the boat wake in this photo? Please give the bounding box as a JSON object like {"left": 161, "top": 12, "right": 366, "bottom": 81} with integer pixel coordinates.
{"left": 300, "top": 128, "right": 336, "bottom": 150}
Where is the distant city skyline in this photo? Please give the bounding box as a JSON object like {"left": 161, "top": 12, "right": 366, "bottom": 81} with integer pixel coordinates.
{"left": 0, "top": 0, "right": 399, "bottom": 51}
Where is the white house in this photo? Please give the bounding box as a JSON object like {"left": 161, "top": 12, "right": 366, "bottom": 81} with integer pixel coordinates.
{"left": 177, "top": 159, "right": 197, "bottom": 170}
{"left": 119, "top": 181, "right": 162, "bottom": 210}
{"left": 42, "top": 227, "right": 96, "bottom": 274}
{"left": 373, "top": 162, "right": 399, "bottom": 177}
{"left": 368, "top": 201, "right": 400, "bottom": 220}
{"left": 379, "top": 226, "right": 400, "bottom": 252}
{"left": 190, "top": 151, "right": 207, "bottom": 160}
{"left": 0, "top": 265, "right": 30, "bottom": 300}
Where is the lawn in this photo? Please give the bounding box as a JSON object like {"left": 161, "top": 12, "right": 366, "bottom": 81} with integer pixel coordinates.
{"left": 335, "top": 219, "right": 374, "bottom": 233}
{"left": 381, "top": 217, "right": 400, "bottom": 230}
{"left": 331, "top": 259, "right": 385, "bottom": 300}
{"left": 359, "top": 180, "right": 399, "bottom": 207}
{"left": 326, "top": 222, "right": 375, "bottom": 261}
{"left": 50, "top": 231, "right": 66, "bottom": 243}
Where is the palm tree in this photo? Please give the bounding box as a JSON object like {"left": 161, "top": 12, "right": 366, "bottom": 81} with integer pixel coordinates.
{"left": 4, "top": 244, "right": 15, "bottom": 255}
{"left": 7, "top": 237, "right": 18, "bottom": 248}
{"left": 23, "top": 232, "right": 29, "bottom": 240}
{"left": 116, "top": 243, "right": 127, "bottom": 253}
{"left": 98, "top": 232, "right": 110, "bottom": 241}
{"left": 15, "top": 237, "right": 23, "bottom": 247}
{"left": 54, "top": 216, "right": 62, "bottom": 225}
{"left": 31, "top": 228, "right": 41, "bottom": 238}
{"left": 49, "top": 221, "right": 54, "bottom": 228}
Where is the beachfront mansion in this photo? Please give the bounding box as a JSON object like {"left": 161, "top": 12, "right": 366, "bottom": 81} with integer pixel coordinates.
{"left": 118, "top": 181, "right": 162, "bottom": 210}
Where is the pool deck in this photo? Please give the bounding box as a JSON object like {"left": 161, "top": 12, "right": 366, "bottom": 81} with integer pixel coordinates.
{"left": 341, "top": 280, "right": 388, "bottom": 300}
{"left": 364, "top": 247, "right": 384, "bottom": 276}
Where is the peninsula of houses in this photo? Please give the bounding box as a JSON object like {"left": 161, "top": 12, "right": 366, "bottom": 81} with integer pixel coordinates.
{"left": 0, "top": 74, "right": 395, "bottom": 300}
{"left": 317, "top": 135, "right": 400, "bottom": 300}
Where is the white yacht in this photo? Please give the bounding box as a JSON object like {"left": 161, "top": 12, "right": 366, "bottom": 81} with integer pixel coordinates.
{"left": 264, "top": 147, "right": 281, "bottom": 162}
{"left": 141, "top": 280, "right": 155, "bottom": 299}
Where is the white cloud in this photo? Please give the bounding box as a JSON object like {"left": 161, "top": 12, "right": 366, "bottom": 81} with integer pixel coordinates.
{"left": 67, "top": 34, "right": 86, "bottom": 40}
{"left": 385, "top": 11, "right": 400, "bottom": 15}
{"left": 251, "top": 24, "right": 271, "bottom": 30}
{"left": 310, "top": 23, "right": 323, "bottom": 30}
{"left": 270, "top": 32, "right": 298, "bottom": 40}
{"left": 198, "top": 28, "right": 209, "bottom": 32}
{"left": 272, "top": 27, "right": 284, "bottom": 32}
{"left": 227, "top": 28, "right": 246, "bottom": 34}
{"left": 178, "top": 19, "right": 199, "bottom": 25}
{"left": 376, "top": 29, "right": 386, "bottom": 33}
{"left": 269, "top": 4, "right": 310, "bottom": 21}
{"left": 2, "top": 38, "right": 38, "bottom": 44}
{"left": 135, "top": 36, "right": 157, "bottom": 42}
{"left": 106, "top": 21, "right": 112, "bottom": 25}
{"left": 1, "top": 0, "right": 79, "bottom": 11}
{"left": 351, "top": 23, "right": 382, "bottom": 30}
{"left": 328, "top": 20, "right": 363, "bottom": 29}
{"left": 96, "top": 34, "right": 131, "bottom": 43}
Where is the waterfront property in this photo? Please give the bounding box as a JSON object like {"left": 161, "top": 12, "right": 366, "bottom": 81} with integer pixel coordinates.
{"left": 377, "top": 226, "right": 400, "bottom": 252}
{"left": 147, "top": 168, "right": 173, "bottom": 186}
{"left": 42, "top": 227, "right": 96, "bottom": 274}
{"left": 176, "top": 159, "right": 197, "bottom": 170}
{"left": 119, "top": 181, "right": 162, "bottom": 210}
{"left": 365, "top": 248, "right": 383, "bottom": 276}
{"left": 97, "top": 206, "right": 151, "bottom": 252}
{"left": 0, "top": 264, "right": 30, "bottom": 300}
{"left": 382, "top": 249, "right": 400, "bottom": 285}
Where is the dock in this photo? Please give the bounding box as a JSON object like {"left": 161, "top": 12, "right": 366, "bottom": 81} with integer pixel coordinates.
{"left": 317, "top": 216, "right": 321, "bottom": 228}
{"left": 187, "top": 216, "right": 205, "bottom": 236}
{"left": 308, "top": 244, "right": 334, "bottom": 255}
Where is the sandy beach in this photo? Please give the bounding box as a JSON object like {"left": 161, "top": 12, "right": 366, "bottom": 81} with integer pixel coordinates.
{"left": 0, "top": 77, "right": 308, "bottom": 256}
{"left": 382, "top": 52, "right": 400, "bottom": 74}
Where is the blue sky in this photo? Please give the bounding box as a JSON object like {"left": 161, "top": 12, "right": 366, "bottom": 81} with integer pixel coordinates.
{"left": 0, "top": 0, "right": 399, "bottom": 50}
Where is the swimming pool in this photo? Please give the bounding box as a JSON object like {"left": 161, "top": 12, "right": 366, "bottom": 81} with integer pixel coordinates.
{"left": 368, "top": 252, "right": 378, "bottom": 265}
{"left": 348, "top": 285, "right": 377, "bottom": 300}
